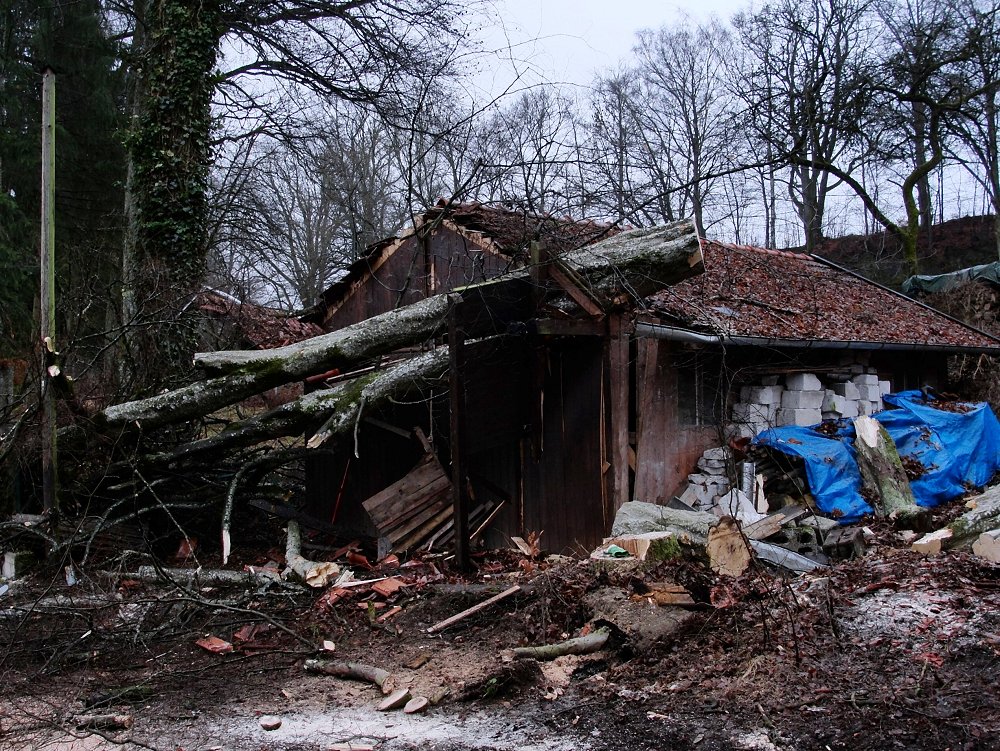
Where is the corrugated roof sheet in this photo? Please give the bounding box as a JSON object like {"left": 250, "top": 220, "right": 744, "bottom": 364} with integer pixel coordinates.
{"left": 646, "top": 240, "right": 1000, "bottom": 349}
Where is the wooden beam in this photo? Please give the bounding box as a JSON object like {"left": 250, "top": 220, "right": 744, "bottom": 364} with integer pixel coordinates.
{"left": 548, "top": 263, "right": 605, "bottom": 317}
{"left": 40, "top": 68, "right": 57, "bottom": 518}
{"left": 608, "top": 313, "right": 631, "bottom": 522}
{"left": 449, "top": 305, "right": 471, "bottom": 571}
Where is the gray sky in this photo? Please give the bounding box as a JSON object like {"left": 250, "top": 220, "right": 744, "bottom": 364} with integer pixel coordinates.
{"left": 473, "top": 0, "right": 745, "bottom": 95}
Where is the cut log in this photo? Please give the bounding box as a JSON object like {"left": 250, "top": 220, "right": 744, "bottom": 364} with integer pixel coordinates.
{"left": 853, "top": 415, "right": 928, "bottom": 530}
{"left": 303, "top": 659, "right": 396, "bottom": 695}
{"left": 512, "top": 627, "right": 611, "bottom": 660}
{"left": 972, "top": 529, "right": 1000, "bottom": 562}
{"left": 607, "top": 502, "right": 751, "bottom": 576}
{"left": 284, "top": 520, "right": 340, "bottom": 588}
{"left": 378, "top": 688, "right": 411, "bottom": 711}
{"left": 99, "top": 220, "right": 701, "bottom": 432}
{"left": 945, "top": 485, "right": 1000, "bottom": 547}
{"left": 403, "top": 696, "right": 430, "bottom": 714}
{"left": 911, "top": 528, "right": 953, "bottom": 555}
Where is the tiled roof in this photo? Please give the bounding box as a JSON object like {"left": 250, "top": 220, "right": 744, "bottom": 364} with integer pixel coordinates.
{"left": 645, "top": 240, "right": 1000, "bottom": 350}
{"left": 198, "top": 291, "right": 324, "bottom": 349}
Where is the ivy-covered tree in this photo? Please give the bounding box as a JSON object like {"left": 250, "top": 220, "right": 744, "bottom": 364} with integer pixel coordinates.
{"left": 119, "top": 0, "right": 474, "bottom": 391}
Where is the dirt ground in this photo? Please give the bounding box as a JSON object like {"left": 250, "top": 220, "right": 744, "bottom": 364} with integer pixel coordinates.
{"left": 1, "top": 526, "right": 999, "bottom": 751}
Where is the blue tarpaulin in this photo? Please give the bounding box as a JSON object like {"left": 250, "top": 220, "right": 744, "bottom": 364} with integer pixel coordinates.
{"left": 754, "top": 391, "right": 1000, "bottom": 523}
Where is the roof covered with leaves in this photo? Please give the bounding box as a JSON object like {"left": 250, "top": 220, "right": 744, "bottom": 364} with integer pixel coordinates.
{"left": 645, "top": 240, "right": 1000, "bottom": 350}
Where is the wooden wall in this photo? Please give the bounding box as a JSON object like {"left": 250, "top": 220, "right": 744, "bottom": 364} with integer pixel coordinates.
{"left": 633, "top": 337, "right": 719, "bottom": 504}
{"left": 324, "top": 228, "right": 513, "bottom": 332}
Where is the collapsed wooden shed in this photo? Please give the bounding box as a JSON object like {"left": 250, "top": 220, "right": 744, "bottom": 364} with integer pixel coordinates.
{"left": 300, "top": 203, "right": 1000, "bottom": 556}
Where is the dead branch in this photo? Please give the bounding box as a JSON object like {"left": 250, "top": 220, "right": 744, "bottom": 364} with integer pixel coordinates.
{"left": 303, "top": 659, "right": 397, "bottom": 694}
{"left": 512, "top": 626, "right": 611, "bottom": 660}
{"left": 283, "top": 520, "right": 340, "bottom": 588}
{"left": 426, "top": 585, "right": 521, "bottom": 633}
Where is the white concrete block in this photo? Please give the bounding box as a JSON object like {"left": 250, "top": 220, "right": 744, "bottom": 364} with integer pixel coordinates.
{"left": 878, "top": 380, "right": 892, "bottom": 396}
{"left": 702, "top": 447, "right": 731, "bottom": 461}
{"left": 831, "top": 382, "right": 860, "bottom": 399}
{"left": 743, "top": 385, "right": 784, "bottom": 405}
{"left": 697, "top": 457, "right": 728, "bottom": 475}
{"left": 849, "top": 363, "right": 866, "bottom": 375}
{"left": 777, "top": 407, "right": 823, "bottom": 426}
{"left": 856, "top": 384, "right": 881, "bottom": 402}
{"left": 732, "top": 402, "right": 777, "bottom": 424}
{"left": 761, "top": 375, "right": 780, "bottom": 386}
{"left": 785, "top": 373, "right": 822, "bottom": 391}
{"left": 782, "top": 390, "right": 825, "bottom": 410}
{"left": 852, "top": 373, "right": 879, "bottom": 386}
{"left": 856, "top": 400, "right": 873, "bottom": 416}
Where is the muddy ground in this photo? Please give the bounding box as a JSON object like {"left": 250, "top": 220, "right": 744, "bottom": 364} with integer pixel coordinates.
{"left": 1, "top": 528, "right": 999, "bottom": 751}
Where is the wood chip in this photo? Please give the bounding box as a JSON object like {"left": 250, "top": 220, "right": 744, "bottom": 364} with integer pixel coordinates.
{"left": 376, "top": 606, "right": 403, "bottom": 623}
{"left": 403, "top": 696, "right": 430, "bottom": 714}
{"left": 378, "top": 687, "right": 411, "bottom": 711}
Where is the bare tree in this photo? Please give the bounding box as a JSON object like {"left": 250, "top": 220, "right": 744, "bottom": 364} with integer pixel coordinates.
{"left": 949, "top": 0, "right": 1000, "bottom": 257}
{"left": 632, "top": 18, "right": 737, "bottom": 237}
{"left": 733, "top": 0, "right": 878, "bottom": 249}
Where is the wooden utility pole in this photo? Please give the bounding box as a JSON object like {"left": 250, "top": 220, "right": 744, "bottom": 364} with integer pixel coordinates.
{"left": 40, "top": 68, "right": 58, "bottom": 517}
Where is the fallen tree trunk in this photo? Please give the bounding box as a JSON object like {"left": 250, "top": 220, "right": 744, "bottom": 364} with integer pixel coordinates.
{"left": 140, "top": 349, "right": 448, "bottom": 468}
{"left": 608, "top": 502, "right": 751, "bottom": 576}
{"left": 100, "top": 220, "right": 701, "bottom": 432}
{"left": 854, "top": 415, "right": 929, "bottom": 530}
{"left": 945, "top": 484, "right": 1000, "bottom": 547}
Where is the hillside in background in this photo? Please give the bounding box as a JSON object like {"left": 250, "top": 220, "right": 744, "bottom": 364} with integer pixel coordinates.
{"left": 811, "top": 215, "right": 998, "bottom": 285}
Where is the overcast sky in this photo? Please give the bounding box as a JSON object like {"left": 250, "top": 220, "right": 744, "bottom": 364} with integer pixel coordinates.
{"left": 472, "top": 0, "right": 746, "bottom": 96}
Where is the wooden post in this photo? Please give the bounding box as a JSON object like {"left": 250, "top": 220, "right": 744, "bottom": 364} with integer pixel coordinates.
{"left": 40, "top": 68, "right": 58, "bottom": 518}
{"left": 448, "top": 303, "right": 471, "bottom": 571}
{"left": 607, "top": 313, "right": 631, "bottom": 523}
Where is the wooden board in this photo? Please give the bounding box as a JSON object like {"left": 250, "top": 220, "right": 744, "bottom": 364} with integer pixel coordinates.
{"left": 362, "top": 452, "right": 455, "bottom": 553}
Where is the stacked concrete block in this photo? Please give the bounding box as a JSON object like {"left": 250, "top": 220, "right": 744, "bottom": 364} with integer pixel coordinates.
{"left": 679, "top": 447, "right": 731, "bottom": 513}
{"left": 730, "top": 369, "right": 894, "bottom": 435}
{"left": 822, "top": 391, "right": 859, "bottom": 420}
{"left": 776, "top": 372, "right": 824, "bottom": 426}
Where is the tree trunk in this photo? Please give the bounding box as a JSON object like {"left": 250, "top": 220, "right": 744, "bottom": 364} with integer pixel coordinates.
{"left": 608, "top": 502, "right": 751, "bottom": 576}
{"left": 854, "top": 415, "right": 928, "bottom": 530}
{"left": 100, "top": 220, "right": 702, "bottom": 432}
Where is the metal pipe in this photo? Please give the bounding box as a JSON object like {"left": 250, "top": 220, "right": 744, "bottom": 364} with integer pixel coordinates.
{"left": 634, "top": 321, "right": 1000, "bottom": 355}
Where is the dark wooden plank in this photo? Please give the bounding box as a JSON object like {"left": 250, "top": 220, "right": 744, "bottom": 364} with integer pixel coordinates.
{"left": 608, "top": 313, "right": 631, "bottom": 519}
{"left": 531, "top": 318, "right": 607, "bottom": 337}
{"left": 449, "top": 308, "right": 471, "bottom": 570}
{"left": 362, "top": 454, "right": 446, "bottom": 523}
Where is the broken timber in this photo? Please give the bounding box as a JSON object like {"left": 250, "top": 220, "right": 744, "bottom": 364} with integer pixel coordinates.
{"left": 99, "top": 220, "right": 702, "bottom": 432}
{"left": 426, "top": 585, "right": 521, "bottom": 633}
